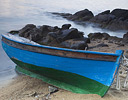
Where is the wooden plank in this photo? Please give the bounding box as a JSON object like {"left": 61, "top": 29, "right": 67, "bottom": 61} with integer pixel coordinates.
{"left": 2, "top": 37, "right": 117, "bottom": 61}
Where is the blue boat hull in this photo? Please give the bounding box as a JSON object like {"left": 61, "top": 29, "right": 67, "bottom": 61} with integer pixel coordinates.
{"left": 1, "top": 35, "right": 124, "bottom": 96}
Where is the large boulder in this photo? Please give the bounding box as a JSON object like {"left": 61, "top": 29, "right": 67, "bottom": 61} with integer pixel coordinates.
{"left": 39, "top": 25, "right": 60, "bottom": 37}
{"left": 108, "top": 36, "right": 122, "bottom": 43}
{"left": 104, "top": 19, "right": 128, "bottom": 31}
{"left": 90, "top": 14, "right": 116, "bottom": 23}
{"left": 19, "top": 24, "right": 36, "bottom": 37}
{"left": 39, "top": 32, "right": 59, "bottom": 45}
{"left": 58, "top": 28, "right": 84, "bottom": 42}
{"left": 122, "top": 32, "right": 128, "bottom": 44}
{"left": 111, "top": 9, "right": 128, "bottom": 21}
{"left": 17, "top": 24, "right": 91, "bottom": 50}
{"left": 52, "top": 9, "right": 128, "bottom": 31}
{"left": 88, "top": 32, "right": 110, "bottom": 40}
{"left": 68, "top": 9, "right": 94, "bottom": 21}
{"left": 60, "top": 39, "right": 88, "bottom": 50}
{"left": 29, "top": 28, "right": 42, "bottom": 42}
{"left": 61, "top": 24, "right": 71, "bottom": 30}
{"left": 90, "top": 9, "right": 128, "bottom": 31}
{"left": 98, "top": 10, "right": 110, "bottom": 15}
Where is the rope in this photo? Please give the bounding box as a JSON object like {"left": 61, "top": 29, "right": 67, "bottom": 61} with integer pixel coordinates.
{"left": 116, "top": 70, "right": 120, "bottom": 90}
{"left": 116, "top": 55, "right": 128, "bottom": 90}
{"left": 122, "top": 55, "right": 128, "bottom": 88}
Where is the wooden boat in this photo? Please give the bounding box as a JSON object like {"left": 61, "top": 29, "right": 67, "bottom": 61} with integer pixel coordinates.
{"left": 1, "top": 34, "right": 124, "bottom": 97}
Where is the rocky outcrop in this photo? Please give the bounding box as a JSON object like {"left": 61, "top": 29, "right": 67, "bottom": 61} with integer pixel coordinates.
{"left": 88, "top": 32, "right": 110, "bottom": 40}
{"left": 122, "top": 32, "right": 128, "bottom": 45}
{"left": 52, "top": 8, "right": 128, "bottom": 31}
{"left": 52, "top": 9, "right": 94, "bottom": 22}
{"left": 90, "top": 9, "right": 128, "bottom": 31}
{"left": 88, "top": 32, "right": 123, "bottom": 44}
{"left": 17, "top": 24, "right": 89, "bottom": 50}
{"left": 68, "top": 9, "right": 94, "bottom": 21}
{"left": 9, "top": 23, "right": 128, "bottom": 50}
{"left": 60, "top": 38, "right": 88, "bottom": 50}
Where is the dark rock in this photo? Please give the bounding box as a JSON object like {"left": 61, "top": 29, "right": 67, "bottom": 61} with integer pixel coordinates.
{"left": 52, "top": 9, "right": 128, "bottom": 31}
{"left": 105, "top": 19, "right": 128, "bottom": 31}
{"left": 9, "top": 30, "right": 19, "bottom": 34}
{"left": 68, "top": 9, "right": 94, "bottom": 21}
{"left": 102, "top": 33, "right": 110, "bottom": 39}
{"left": 18, "top": 24, "right": 43, "bottom": 42}
{"left": 58, "top": 28, "right": 84, "bottom": 42}
{"left": 19, "top": 24, "right": 36, "bottom": 37}
{"left": 17, "top": 24, "right": 90, "bottom": 50}
{"left": 117, "top": 43, "right": 125, "bottom": 47}
{"left": 90, "top": 14, "right": 116, "bottom": 23}
{"left": 96, "top": 43, "right": 109, "bottom": 47}
{"left": 111, "top": 9, "right": 128, "bottom": 21}
{"left": 108, "top": 36, "right": 122, "bottom": 43}
{"left": 98, "top": 10, "right": 110, "bottom": 15}
{"left": 41, "top": 32, "right": 58, "bottom": 44}
{"left": 90, "top": 9, "right": 128, "bottom": 31}
{"left": 73, "top": 37, "right": 90, "bottom": 43}
{"left": 29, "top": 28, "right": 42, "bottom": 41}
{"left": 39, "top": 25, "right": 57, "bottom": 37}
{"left": 88, "top": 32, "right": 110, "bottom": 40}
{"left": 61, "top": 24, "right": 71, "bottom": 30}
{"left": 122, "top": 32, "right": 128, "bottom": 44}
{"left": 60, "top": 39, "right": 88, "bottom": 50}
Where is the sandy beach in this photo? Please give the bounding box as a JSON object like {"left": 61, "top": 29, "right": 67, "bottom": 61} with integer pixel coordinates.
{"left": 0, "top": 40, "right": 128, "bottom": 100}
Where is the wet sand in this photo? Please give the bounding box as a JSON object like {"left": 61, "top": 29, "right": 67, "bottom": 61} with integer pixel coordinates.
{"left": 0, "top": 40, "right": 128, "bottom": 100}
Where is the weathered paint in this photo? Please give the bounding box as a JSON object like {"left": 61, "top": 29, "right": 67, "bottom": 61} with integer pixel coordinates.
{"left": 13, "top": 60, "right": 109, "bottom": 97}
{"left": 1, "top": 35, "right": 124, "bottom": 97}
{"left": 2, "top": 36, "right": 118, "bottom": 61}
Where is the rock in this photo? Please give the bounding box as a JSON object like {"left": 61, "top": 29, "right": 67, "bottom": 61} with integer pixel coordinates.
{"left": 40, "top": 32, "right": 58, "bottom": 45}
{"left": 117, "top": 43, "right": 125, "bottom": 47}
{"left": 9, "top": 30, "right": 19, "bottom": 34}
{"left": 108, "top": 36, "right": 122, "bottom": 43}
{"left": 61, "top": 24, "right": 71, "bottom": 30}
{"left": 122, "top": 32, "right": 128, "bottom": 44}
{"left": 90, "top": 14, "right": 116, "bottom": 23}
{"left": 17, "top": 24, "right": 91, "bottom": 50}
{"left": 18, "top": 24, "right": 43, "bottom": 42}
{"left": 96, "top": 43, "right": 109, "bottom": 47}
{"left": 98, "top": 10, "right": 110, "bottom": 15}
{"left": 39, "top": 25, "right": 58, "bottom": 37}
{"left": 58, "top": 28, "right": 84, "bottom": 42}
{"left": 68, "top": 9, "right": 94, "bottom": 21}
{"left": 111, "top": 9, "right": 128, "bottom": 21}
{"left": 104, "top": 19, "right": 128, "bottom": 31}
{"left": 19, "top": 24, "right": 36, "bottom": 37}
{"left": 29, "top": 28, "right": 42, "bottom": 41}
{"left": 88, "top": 32, "right": 110, "bottom": 40}
{"left": 52, "top": 9, "right": 128, "bottom": 31}
{"left": 90, "top": 9, "right": 128, "bottom": 30}
{"left": 61, "top": 39, "right": 88, "bottom": 50}
{"left": 102, "top": 33, "right": 110, "bottom": 39}
{"left": 73, "top": 37, "right": 90, "bottom": 43}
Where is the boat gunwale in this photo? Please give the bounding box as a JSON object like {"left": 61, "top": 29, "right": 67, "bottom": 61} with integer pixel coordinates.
{"left": 1, "top": 34, "right": 120, "bottom": 57}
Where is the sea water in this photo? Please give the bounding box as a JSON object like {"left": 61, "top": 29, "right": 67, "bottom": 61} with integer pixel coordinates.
{"left": 0, "top": 0, "right": 127, "bottom": 86}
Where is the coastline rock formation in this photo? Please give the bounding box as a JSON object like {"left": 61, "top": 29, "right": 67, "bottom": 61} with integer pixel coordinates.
{"left": 9, "top": 24, "right": 128, "bottom": 50}
{"left": 52, "top": 8, "right": 128, "bottom": 31}
{"left": 11, "top": 24, "right": 90, "bottom": 50}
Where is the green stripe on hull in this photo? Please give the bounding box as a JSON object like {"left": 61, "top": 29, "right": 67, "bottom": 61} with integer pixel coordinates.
{"left": 12, "top": 58, "right": 109, "bottom": 97}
